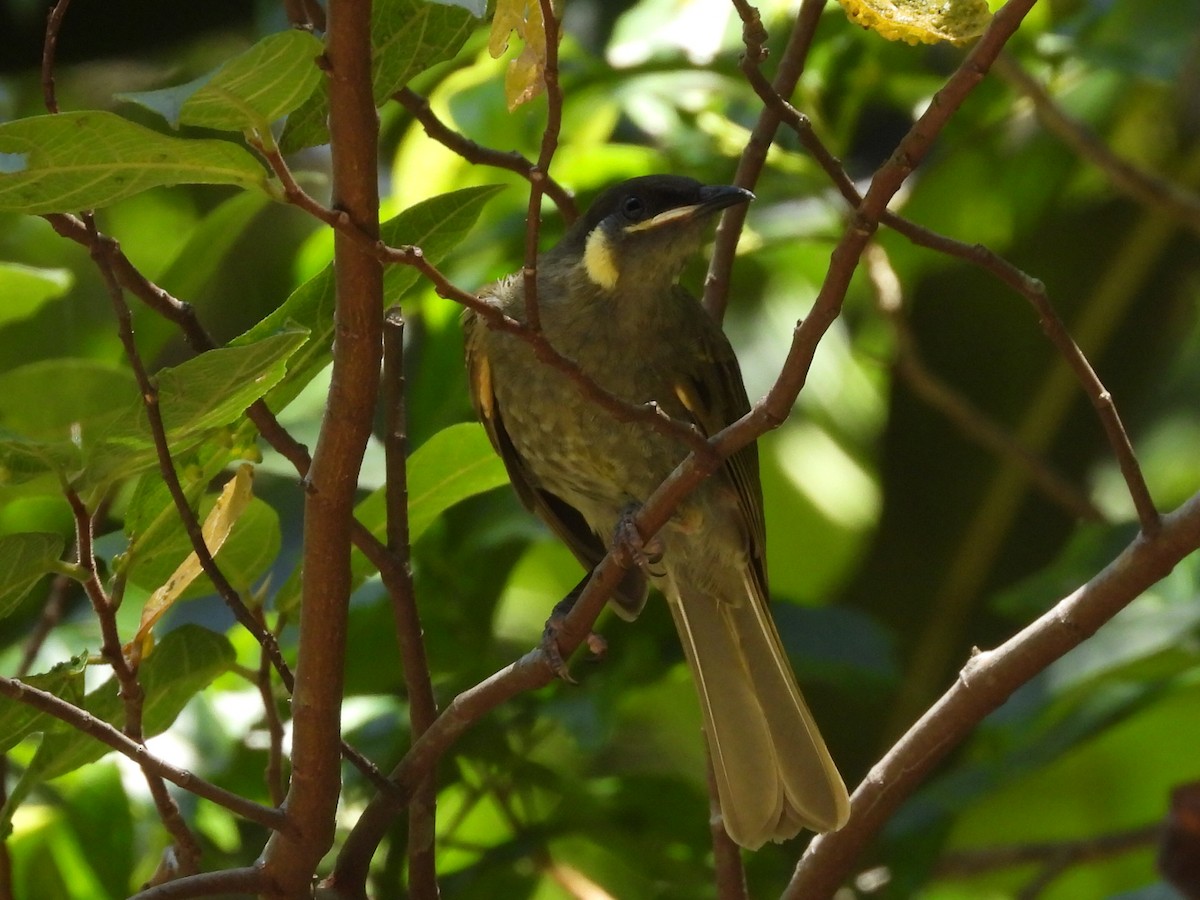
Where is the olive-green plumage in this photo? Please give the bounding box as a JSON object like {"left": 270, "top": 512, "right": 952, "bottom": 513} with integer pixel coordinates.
{"left": 464, "top": 175, "right": 849, "bottom": 849}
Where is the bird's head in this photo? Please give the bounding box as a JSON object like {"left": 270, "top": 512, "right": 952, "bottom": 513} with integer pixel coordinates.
{"left": 554, "top": 175, "right": 754, "bottom": 293}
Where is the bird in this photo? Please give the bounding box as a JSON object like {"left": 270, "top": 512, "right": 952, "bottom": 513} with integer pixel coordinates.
{"left": 463, "top": 174, "right": 850, "bottom": 849}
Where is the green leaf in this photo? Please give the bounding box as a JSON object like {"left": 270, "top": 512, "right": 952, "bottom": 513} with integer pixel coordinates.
{"left": 0, "top": 654, "right": 86, "bottom": 754}
{"left": 360, "top": 422, "right": 509, "bottom": 546}
{"left": 0, "top": 532, "right": 66, "bottom": 618}
{"left": 0, "top": 111, "right": 267, "bottom": 214}
{"left": 0, "top": 359, "right": 137, "bottom": 442}
{"left": 29, "top": 625, "right": 235, "bottom": 781}
{"left": 280, "top": 0, "right": 478, "bottom": 151}
{"left": 103, "top": 329, "right": 309, "bottom": 449}
{"left": 234, "top": 185, "right": 502, "bottom": 411}
{"left": 157, "top": 189, "right": 273, "bottom": 308}
{"left": 73, "top": 330, "right": 307, "bottom": 488}
{"left": 120, "top": 30, "right": 324, "bottom": 133}
{"left": 0, "top": 360, "right": 132, "bottom": 487}
{"left": 0, "top": 263, "right": 73, "bottom": 326}
{"left": 135, "top": 189, "right": 274, "bottom": 362}
{"left": 0, "top": 437, "right": 81, "bottom": 487}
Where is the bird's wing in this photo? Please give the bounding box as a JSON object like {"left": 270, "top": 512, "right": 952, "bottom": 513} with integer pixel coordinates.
{"left": 464, "top": 309, "right": 647, "bottom": 618}
{"left": 670, "top": 306, "right": 769, "bottom": 595}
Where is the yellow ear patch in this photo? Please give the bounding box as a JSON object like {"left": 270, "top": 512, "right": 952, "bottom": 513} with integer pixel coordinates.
{"left": 583, "top": 227, "right": 619, "bottom": 290}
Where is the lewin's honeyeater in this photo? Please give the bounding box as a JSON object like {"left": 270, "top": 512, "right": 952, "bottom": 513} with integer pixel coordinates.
{"left": 464, "top": 175, "right": 850, "bottom": 849}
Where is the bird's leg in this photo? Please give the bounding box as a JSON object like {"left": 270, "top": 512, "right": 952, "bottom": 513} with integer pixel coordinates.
{"left": 540, "top": 570, "right": 608, "bottom": 683}
{"left": 614, "top": 504, "right": 665, "bottom": 578}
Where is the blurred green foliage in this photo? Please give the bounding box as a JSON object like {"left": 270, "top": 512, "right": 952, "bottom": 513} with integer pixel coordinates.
{"left": 0, "top": 0, "right": 1198, "bottom": 897}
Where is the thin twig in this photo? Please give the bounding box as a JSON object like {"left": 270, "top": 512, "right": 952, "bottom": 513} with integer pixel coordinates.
{"left": 0, "top": 675, "right": 288, "bottom": 832}
{"left": 705, "top": 0, "right": 826, "bottom": 321}
{"left": 706, "top": 751, "right": 749, "bottom": 900}
{"left": 126, "top": 866, "right": 272, "bottom": 900}
{"left": 731, "top": 11, "right": 1159, "bottom": 536}
{"left": 256, "top": 611, "right": 288, "bottom": 808}
{"left": 40, "top": 212, "right": 389, "bottom": 791}
{"left": 864, "top": 244, "right": 1103, "bottom": 521}
{"left": 85, "top": 224, "right": 297, "bottom": 678}
{"left": 395, "top": 88, "right": 578, "bottom": 222}
{"left": 16, "top": 574, "right": 73, "bottom": 677}
{"left": 519, "top": 0, "right": 565, "bottom": 334}
{"left": 40, "top": 0, "right": 71, "bottom": 114}
{"left": 789, "top": 490, "right": 1200, "bottom": 896}
{"left": 381, "top": 311, "right": 441, "bottom": 900}
{"left": 84, "top": 227, "right": 208, "bottom": 876}
{"left": 935, "top": 822, "right": 1159, "bottom": 879}
{"left": 994, "top": 53, "right": 1200, "bottom": 235}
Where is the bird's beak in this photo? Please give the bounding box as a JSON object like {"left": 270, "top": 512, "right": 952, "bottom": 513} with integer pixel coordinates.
{"left": 625, "top": 184, "right": 755, "bottom": 233}
{"left": 697, "top": 184, "right": 756, "bottom": 215}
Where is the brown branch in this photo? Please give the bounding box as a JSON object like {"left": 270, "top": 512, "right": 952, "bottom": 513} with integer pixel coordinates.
{"left": 126, "top": 866, "right": 272, "bottom": 900}
{"left": 935, "top": 822, "right": 1159, "bottom": 879}
{"left": 85, "top": 223, "right": 209, "bottom": 876}
{"left": 706, "top": 751, "right": 749, "bottom": 900}
{"left": 395, "top": 88, "right": 578, "bottom": 223}
{"left": 80, "top": 223, "right": 297, "bottom": 684}
{"left": 256, "top": 611, "right": 288, "bottom": 808}
{"left": 17, "top": 573, "right": 73, "bottom": 677}
{"left": 788, "top": 491, "right": 1200, "bottom": 897}
{"left": 864, "top": 243, "right": 1103, "bottom": 522}
{"left": 705, "top": 0, "right": 826, "bottom": 321}
{"left": 0, "top": 675, "right": 288, "bottom": 832}
{"left": 519, "top": 0, "right": 564, "bottom": 334}
{"left": 40, "top": 0, "right": 71, "bottom": 114}
{"left": 381, "top": 311, "right": 440, "bottom": 900}
{"left": 994, "top": 53, "right": 1200, "bottom": 236}
{"left": 46, "top": 214, "right": 393, "bottom": 794}
{"left": 732, "top": 16, "right": 1159, "bottom": 537}
{"left": 260, "top": 0, "right": 383, "bottom": 892}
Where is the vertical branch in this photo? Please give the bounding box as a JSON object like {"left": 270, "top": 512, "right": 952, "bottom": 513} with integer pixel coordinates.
{"left": 381, "top": 311, "right": 441, "bottom": 900}
{"left": 705, "top": 0, "right": 826, "bottom": 321}
{"left": 257, "top": 611, "right": 288, "bottom": 808}
{"left": 705, "top": 752, "right": 749, "bottom": 900}
{"left": 520, "top": 0, "right": 566, "bottom": 332}
{"left": 40, "top": 0, "right": 71, "bottom": 113}
{"left": 85, "top": 229, "right": 207, "bottom": 878}
{"left": 261, "top": 0, "right": 383, "bottom": 893}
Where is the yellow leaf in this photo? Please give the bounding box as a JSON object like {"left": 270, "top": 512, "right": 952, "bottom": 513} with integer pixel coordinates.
{"left": 489, "top": 0, "right": 531, "bottom": 58}
{"left": 127, "top": 464, "right": 255, "bottom": 662}
{"left": 506, "top": 45, "right": 545, "bottom": 111}
{"left": 837, "top": 0, "right": 992, "bottom": 45}
{"left": 489, "top": 0, "right": 550, "bottom": 110}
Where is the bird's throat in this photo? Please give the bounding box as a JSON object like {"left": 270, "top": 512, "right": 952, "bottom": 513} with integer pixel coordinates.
{"left": 582, "top": 227, "right": 619, "bottom": 291}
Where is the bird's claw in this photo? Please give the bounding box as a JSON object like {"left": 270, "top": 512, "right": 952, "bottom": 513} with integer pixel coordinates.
{"left": 539, "top": 588, "right": 607, "bottom": 684}
{"left": 615, "top": 506, "right": 664, "bottom": 574}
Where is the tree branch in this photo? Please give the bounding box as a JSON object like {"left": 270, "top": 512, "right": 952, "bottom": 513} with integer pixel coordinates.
{"left": 381, "top": 311, "right": 440, "bottom": 900}
{"left": 395, "top": 88, "right": 578, "bottom": 222}
{"left": 994, "top": 52, "right": 1200, "bottom": 236}
{"left": 0, "top": 675, "right": 288, "bottom": 832}
{"left": 260, "top": 1, "right": 383, "bottom": 893}
{"left": 788, "top": 490, "right": 1200, "bottom": 897}
{"left": 863, "top": 243, "right": 1103, "bottom": 522}
{"left": 705, "top": 0, "right": 826, "bottom": 321}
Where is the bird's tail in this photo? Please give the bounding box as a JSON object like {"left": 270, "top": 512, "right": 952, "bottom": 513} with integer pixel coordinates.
{"left": 664, "top": 575, "right": 850, "bottom": 849}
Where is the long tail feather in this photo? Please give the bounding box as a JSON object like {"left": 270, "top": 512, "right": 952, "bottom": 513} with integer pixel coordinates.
{"left": 665, "top": 576, "right": 849, "bottom": 849}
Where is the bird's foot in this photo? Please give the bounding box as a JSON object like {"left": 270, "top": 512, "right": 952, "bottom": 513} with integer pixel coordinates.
{"left": 614, "top": 505, "right": 664, "bottom": 577}
{"left": 539, "top": 575, "right": 608, "bottom": 683}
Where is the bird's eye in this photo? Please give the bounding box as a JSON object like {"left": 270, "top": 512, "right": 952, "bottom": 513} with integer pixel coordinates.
{"left": 621, "top": 195, "right": 646, "bottom": 220}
